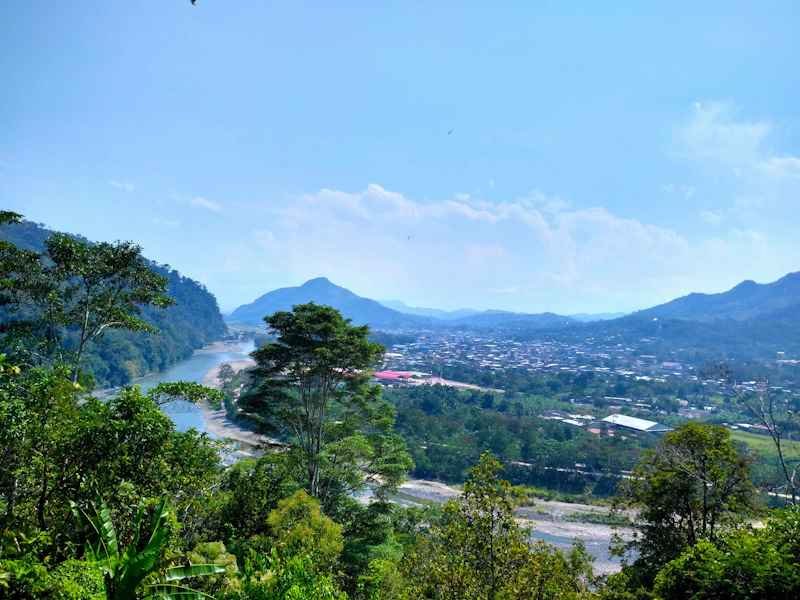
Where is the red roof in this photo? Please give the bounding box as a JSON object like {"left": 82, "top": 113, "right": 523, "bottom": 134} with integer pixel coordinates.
{"left": 374, "top": 370, "right": 415, "bottom": 380}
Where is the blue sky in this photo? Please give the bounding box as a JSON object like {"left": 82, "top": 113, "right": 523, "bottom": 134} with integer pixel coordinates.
{"left": 2, "top": 1, "right": 799, "bottom": 313}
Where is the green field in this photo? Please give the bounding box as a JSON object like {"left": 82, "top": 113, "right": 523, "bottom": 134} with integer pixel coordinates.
{"left": 730, "top": 429, "right": 800, "bottom": 459}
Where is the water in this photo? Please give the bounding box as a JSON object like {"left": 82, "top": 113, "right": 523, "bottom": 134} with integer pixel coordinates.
{"left": 134, "top": 339, "right": 255, "bottom": 433}
{"left": 123, "top": 340, "right": 624, "bottom": 571}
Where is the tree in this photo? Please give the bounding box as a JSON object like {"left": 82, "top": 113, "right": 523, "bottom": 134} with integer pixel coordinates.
{"left": 43, "top": 234, "right": 174, "bottom": 382}
{"left": 0, "top": 218, "right": 174, "bottom": 383}
{"left": 266, "top": 490, "right": 344, "bottom": 572}
{"left": 403, "top": 452, "right": 590, "bottom": 599}
{"left": 222, "top": 553, "right": 347, "bottom": 600}
{"left": 0, "top": 368, "right": 221, "bottom": 542}
{"left": 653, "top": 506, "right": 800, "bottom": 600}
{"left": 216, "top": 454, "right": 301, "bottom": 540}
{"left": 740, "top": 381, "right": 799, "bottom": 504}
{"left": 244, "top": 303, "right": 412, "bottom": 507}
{"left": 618, "top": 422, "right": 755, "bottom": 580}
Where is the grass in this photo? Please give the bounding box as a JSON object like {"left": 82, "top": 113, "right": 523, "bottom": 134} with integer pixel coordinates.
{"left": 730, "top": 429, "right": 800, "bottom": 459}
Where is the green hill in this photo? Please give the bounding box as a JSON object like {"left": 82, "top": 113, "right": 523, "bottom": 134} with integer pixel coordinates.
{"left": 636, "top": 273, "right": 800, "bottom": 321}
{"left": 0, "top": 219, "right": 227, "bottom": 386}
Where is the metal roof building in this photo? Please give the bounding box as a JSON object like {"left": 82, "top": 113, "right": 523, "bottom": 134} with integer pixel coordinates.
{"left": 601, "top": 413, "right": 672, "bottom": 433}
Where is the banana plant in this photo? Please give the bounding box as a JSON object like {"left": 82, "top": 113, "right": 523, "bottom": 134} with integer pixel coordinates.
{"left": 73, "top": 496, "right": 225, "bottom": 600}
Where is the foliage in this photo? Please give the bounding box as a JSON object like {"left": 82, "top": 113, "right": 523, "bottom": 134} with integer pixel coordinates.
{"left": 266, "top": 490, "right": 343, "bottom": 572}
{"left": 403, "top": 452, "right": 592, "bottom": 599}
{"left": 653, "top": 506, "right": 800, "bottom": 599}
{"left": 222, "top": 552, "right": 347, "bottom": 600}
{"left": 389, "top": 383, "right": 647, "bottom": 489}
{"left": 0, "top": 219, "right": 226, "bottom": 387}
{"left": 0, "top": 556, "right": 105, "bottom": 599}
{"left": 148, "top": 381, "right": 226, "bottom": 410}
{"left": 618, "top": 422, "right": 755, "bottom": 581}
{"left": 215, "top": 454, "right": 301, "bottom": 541}
{"left": 75, "top": 496, "right": 225, "bottom": 600}
{"left": 0, "top": 361, "right": 220, "bottom": 550}
{"left": 243, "top": 302, "right": 412, "bottom": 507}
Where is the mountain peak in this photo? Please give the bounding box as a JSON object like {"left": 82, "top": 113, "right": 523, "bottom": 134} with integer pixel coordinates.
{"left": 302, "top": 276, "right": 334, "bottom": 287}
{"left": 300, "top": 277, "right": 333, "bottom": 287}
{"left": 227, "top": 277, "right": 424, "bottom": 328}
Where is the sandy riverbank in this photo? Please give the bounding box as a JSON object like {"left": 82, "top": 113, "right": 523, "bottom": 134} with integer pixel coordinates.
{"left": 198, "top": 356, "right": 266, "bottom": 450}
{"left": 397, "top": 478, "right": 632, "bottom": 574}
{"left": 202, "top": 358, "right": 256, "bottom": 387}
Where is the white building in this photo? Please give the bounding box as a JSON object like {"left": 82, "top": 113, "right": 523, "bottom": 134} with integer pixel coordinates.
{"left": 601, "top": 413, "right": 671, "bottom": 433}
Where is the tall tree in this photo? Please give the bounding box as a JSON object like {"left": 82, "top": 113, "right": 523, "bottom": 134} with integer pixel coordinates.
{"left": 243, "top": 303, "right": 412, "bottom": 506}
{"left": 43, "top": 234, "right": 174, "bottom": 382}
{"left": 1, "top": 216, "right": 174, "bottom": 382}
{"left": 619, "top": 422, "right": 755, "bottom": 580}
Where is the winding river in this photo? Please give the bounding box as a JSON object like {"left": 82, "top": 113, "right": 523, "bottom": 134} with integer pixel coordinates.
{"left": 138, "top": 338, "right": 623, "bottom": 573}
{"left": 136, "top": 338, "right": 255, "bottom": 434}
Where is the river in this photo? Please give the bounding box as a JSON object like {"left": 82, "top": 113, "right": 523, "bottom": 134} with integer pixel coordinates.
{"left": 136, "top": 339, "right": 624, "bottom": 573}
{"left": 135, "top": 338, "right": 255, "bottom": 435}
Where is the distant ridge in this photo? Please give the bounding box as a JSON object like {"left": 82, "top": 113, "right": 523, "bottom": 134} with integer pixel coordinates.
{"left": 569, "top": 312, "right": 628, "bottom": 322}
{"left": 228, "top": 271, "right": 800, "bottom": 354}
{"left": 447, "top": 310, "right": 574, "bottom": 330}
{"left": 229, "top": 278, "right": 577, "bottom": 331}
{"left": 636, "top": 272, "right": 800, "bottom": 321}
{"left": 380, "top": 299, "right": 479, "bottom": 320}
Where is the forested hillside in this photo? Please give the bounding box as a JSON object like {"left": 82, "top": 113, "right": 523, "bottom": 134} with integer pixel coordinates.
{"left": 0, "top": 219, "right": 227, "bottom": 386}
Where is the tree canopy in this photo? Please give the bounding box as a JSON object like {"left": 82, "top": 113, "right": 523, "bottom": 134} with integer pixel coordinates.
{"left": 243, "top": 302, "right": 412, "bottom": 507}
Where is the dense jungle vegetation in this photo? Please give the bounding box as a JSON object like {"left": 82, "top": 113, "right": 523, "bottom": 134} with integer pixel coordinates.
{"left": 0, "top": 218, "right": 226, "bottom": 387}
{"left": 1, "top": 211, "right": 799, "bottom": 599}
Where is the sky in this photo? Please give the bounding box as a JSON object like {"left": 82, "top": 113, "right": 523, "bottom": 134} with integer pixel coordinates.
{"left": 2, "top": 1, "right": 799, "bottom": 314}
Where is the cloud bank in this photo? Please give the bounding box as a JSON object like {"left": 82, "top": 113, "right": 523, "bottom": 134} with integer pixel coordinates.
{"left": 205, "top": 102, "right": 800, "bottom": 313}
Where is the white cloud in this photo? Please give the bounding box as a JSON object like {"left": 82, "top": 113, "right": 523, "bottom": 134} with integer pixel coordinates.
{"left": 109, "top": 180, "right": 135, "bottom": 193}
{"left": 678, "top": 101, "right": 800, "bottom": 181}
{"left": 213, "top": 183, "right": 798, "bottom": 313}
{"left": 189, "top": 196, "right": 222, "bottom": 212}
{"left": 662, "top": 183, "right": 696, "bottom": 200}
{"left": 676, "top": 101, "right": 800, "bottom": 234}
{"left": 759, "top": 156, "right": 800, "bottom": 179}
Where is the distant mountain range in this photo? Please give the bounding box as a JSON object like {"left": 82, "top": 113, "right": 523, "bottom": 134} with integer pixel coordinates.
{"left": 380, "top": 300, "right": 624, "bottom": 323}
{"left": 569, "top": 312, "right": 628, "bottom": 322}
{"left": 228, "top": 273, "right": 800, "bottom": 361}
{"left": 379, "top": 300, "right": 480, "bottom": 320}
{"left": 636, "top": 272, "right": 800, "bottom": 322}
{"left": 229, "top": 273, "right": 800, "bottom": 333}
{"left": 227, "top": 278, "right": 577, "bottom": 331}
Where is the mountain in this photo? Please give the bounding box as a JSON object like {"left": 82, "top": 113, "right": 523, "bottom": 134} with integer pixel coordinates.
{"left": 228, "top": 278, "right": 429, "bottom": 329}
{"left": 448, "top": 310, "right": 574, "bottom": 330}
{"left": 525, "top": 273, "right": 800, "bottom": 363}
{"left": 232, "top": 279, "right": 580, "bottom": 331}
{"left": 569, "top": 312, "right": 628, "bottom": 322}
{"left": 380, "top": 300, "right": 480, "bottom": 320}
{"left": 636, "top": 273, "right": 800, "bottom": 321}
{"left": 0, "top": 219, "right": 227, "bottom": 386}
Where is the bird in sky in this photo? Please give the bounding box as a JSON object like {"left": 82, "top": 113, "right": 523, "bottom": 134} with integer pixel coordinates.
{"left": 447, "top": 128, "right": 454, "bottom": 135}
